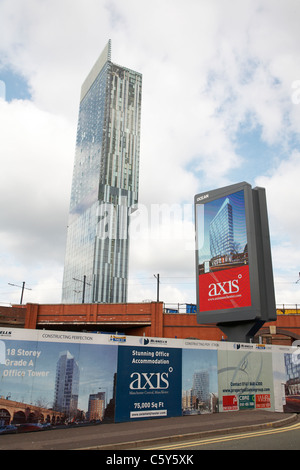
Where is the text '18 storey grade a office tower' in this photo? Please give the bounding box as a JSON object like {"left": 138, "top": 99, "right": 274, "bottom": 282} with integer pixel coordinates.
{"left": 62, "top": 41, "right": 142, "bottom": 304}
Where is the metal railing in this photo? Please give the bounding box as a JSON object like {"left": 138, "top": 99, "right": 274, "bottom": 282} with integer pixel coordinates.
{"left": 163, "top": 303, "right": 300, "bottom": 314}
{"left": 276, "top": 304, "right": 300, "bottom": 314}
{"left": 164, "top": 303, "right": 197, "bottom": 314}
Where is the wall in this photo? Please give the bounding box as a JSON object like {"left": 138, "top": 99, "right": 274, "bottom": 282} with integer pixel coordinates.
{"left": 0, "top": 306, "right": 25, "bottom": 328}
{"left": 23, "top": 302, "right": 159, "bottom": 335}
{"left": 20, "top": 302, "right": 300, "bottom": 345}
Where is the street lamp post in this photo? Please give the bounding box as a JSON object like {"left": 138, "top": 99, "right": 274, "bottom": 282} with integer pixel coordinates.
{"left": 8, "top": 281, "right": 32, "bottom": 305}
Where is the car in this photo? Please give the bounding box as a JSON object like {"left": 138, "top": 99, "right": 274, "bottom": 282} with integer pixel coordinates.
{"left": 17, "top": 423, "right": 44, "bottom": 433}
{"left": 41, "top": 422, "right": 52, "bottom": 429}
{"left": 0, "top": 425, "right": 17, "bottom": 434}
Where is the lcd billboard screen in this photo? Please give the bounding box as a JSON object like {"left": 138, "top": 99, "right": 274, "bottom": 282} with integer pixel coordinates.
{"left": 194, "top": 181, "right": 270, "bottom": 325}
{"left": 196, "top": 189, "right": 251, "bottom": 312}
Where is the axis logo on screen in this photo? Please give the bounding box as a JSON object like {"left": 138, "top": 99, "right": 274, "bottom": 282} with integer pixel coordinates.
{"left": 208, "top": 276, "right": 241, "bottom": 297}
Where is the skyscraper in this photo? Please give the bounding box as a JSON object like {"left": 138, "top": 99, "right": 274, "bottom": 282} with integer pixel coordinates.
{"left": 53, "top": 351, "right": 80, "bottom": 417}
{"left": 209, "top": 198, "right": 234, "bottom": 261}
{"left": 87, "top": 391, "right": 106, "bottom": 421}
{"left": 192, "top": 370, "right": 210, "bottom": 403}
{"left": 62, "top": 41, "right": 142, "bottom": 303}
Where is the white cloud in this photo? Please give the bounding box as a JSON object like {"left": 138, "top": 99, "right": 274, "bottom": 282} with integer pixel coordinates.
{"left": 0, "top": 80, "right": 5, "bottom": 99}
{"left": 0, "top": 98, "right": 74, "bottom": 303}
{"left": 256, "top": 150, "right": 300, "bottom": 304}
{"left": 0, "top": 99, "right": 74, "bottom": 257}
{"left": 256, "top": 150, "right": 300, "bottom": 243}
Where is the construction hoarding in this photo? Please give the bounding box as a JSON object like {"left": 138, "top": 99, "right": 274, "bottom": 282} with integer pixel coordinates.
{"left": 0, "top": 328, "right": 298, "bottom": 430}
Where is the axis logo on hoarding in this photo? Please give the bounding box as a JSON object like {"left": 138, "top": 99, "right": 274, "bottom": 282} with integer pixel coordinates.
{"left": 129, "top": 371, "right": 169, "bottom": 390}
{"left": 115, "top": 346, "right": 182, "bottom": 422}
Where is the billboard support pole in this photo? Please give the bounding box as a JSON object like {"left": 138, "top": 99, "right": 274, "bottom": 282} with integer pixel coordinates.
{"left": 217, "top": 319, "right": 265, "bottom": 343}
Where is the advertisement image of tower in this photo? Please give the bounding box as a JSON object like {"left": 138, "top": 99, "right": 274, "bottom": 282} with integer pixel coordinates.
{"left": 87, "top": 392, "right": 106, "bottom": 421}
{"left": 53, "top": 351, "right": 80, "bottom": 419}
{"left": 182, "top": 370, "right": 217, "bottom": 414}
{"left": 199, "top": 191, "right": 248, "bottom": 275}
{"left": 193, "top": 370, "right": 210, "bottom": 403}
{"left": 62, "top": 40, "right": 142, "bottom": 303}
{"left": 53, "top": 351, "right": 79, "bottom": 418}
{"left": 209, "top": 197, "right": 234, "bottom": 268}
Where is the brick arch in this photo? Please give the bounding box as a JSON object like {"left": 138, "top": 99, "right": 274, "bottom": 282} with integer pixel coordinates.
{"left": 255, "top": 327, "right": 300, "bottom": 345}
{"left": 276, "top": 328, "right": 300, "bottom": 342}
{"left": 0, "top": 398, "right": 65, "bottom": 426}
{"left": 0, "top": 408, "right": 11, "bottom": 425}
{"left": 12, "top": 410, "right": 26, "bottom": 424}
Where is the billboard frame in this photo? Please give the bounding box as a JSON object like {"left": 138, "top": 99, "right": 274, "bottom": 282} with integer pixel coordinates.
{"left": 194, "top": 181, "right": 276, "bottom": 328}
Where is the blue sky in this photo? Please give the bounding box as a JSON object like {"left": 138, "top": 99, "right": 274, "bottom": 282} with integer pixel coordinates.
{"left": 0, "top": 0, "right": 300, "bottom": 308}
{"left": 182, "top": 348, "right": 218, "bottom": 394}
{"left": 0, "top": 69, "right": 31, "bottom": 101}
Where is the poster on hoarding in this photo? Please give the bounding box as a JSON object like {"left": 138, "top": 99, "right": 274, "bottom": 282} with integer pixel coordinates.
{"left": 182, "top": 348, "right": 218, "bottom": 414}
{"left": 282, "top": 351, "right": 300, "bottom": 413}
{"left": 0, "top": 328, "right": 298, "bottom": 433}
{"left": 0, "top": 330, "right": 118, "bottom": 426}
{"left": 218, "top": 345, "right": 274, "bottom": 412}
{"left": 115, "top": 344, "right": 182, "bottom": 422}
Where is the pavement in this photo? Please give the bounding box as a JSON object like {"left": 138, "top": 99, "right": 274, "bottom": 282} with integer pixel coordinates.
{"left": 0, "top": 410, "right": 297, "bottom": 450}
{"left": 80, "top": 410, "right": 298, "bottom": 450}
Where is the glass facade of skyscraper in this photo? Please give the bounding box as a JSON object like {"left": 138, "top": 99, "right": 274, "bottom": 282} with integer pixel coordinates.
{"left": 192, "top": 370, "right": 210, "bottom": 402}
{"left": 62, "top": 41, "right": 142, "bottom": 303}
{"left": 53, "top": 351, "right": 79, "bottom": 417}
